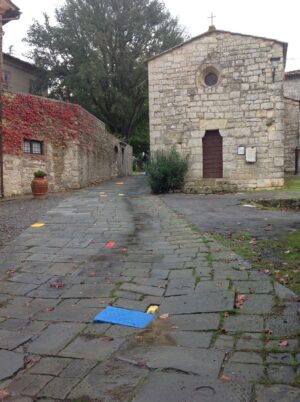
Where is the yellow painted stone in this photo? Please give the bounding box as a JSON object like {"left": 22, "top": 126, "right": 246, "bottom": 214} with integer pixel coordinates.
{"left": 147, "top": 305, "right": 159, "bottom": 314}
{"left": 116, "top": 182, "right": 124, "bottom": 185}
{"left": 31, "top": 223, "right": 45, "bottom": 228}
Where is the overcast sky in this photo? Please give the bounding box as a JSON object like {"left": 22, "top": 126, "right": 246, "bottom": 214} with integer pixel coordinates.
{"left": 3, "top": 0, "right": 300, "bottom": 71}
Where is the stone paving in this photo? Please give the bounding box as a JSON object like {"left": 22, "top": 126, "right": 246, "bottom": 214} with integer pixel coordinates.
{"left": 0, "top": 175, "right": 299, "bottom": 401}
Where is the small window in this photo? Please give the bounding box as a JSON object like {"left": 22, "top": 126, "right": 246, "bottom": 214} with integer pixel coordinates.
{"left": 29, "top": 80, "right": 41, "bottom": 95}
{"left": 204, "top": 72, "right": 218, "bottom": 86}
{"left": 3, "top": 70, "right": 10, "bottom": 89}
{"left": 23, "top": 140, "right": 43, "bottom": 155}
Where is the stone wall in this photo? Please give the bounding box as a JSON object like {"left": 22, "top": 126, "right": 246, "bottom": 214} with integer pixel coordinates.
{"left": 284, "top": 73, "right": 300, "bottom": 101}
{"left": 148, "top": 30, "right": 286, "bottom": 192}
{"left": 2, "top": 94, "right": 132, "bottom": 196}
{"left": 284, "top": 97, "right": 300, "bottom": 175}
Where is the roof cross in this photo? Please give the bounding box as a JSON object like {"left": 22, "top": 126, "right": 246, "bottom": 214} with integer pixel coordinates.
{"left": 208, "top": 12, "right": 216, "bottom": 26}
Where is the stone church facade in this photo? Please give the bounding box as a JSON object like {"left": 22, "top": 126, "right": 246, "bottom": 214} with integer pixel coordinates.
{"left": 148, "top": 28, "right": 300, "bottom": 192}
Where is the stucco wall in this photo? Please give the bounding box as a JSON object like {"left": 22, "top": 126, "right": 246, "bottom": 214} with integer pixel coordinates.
{"left": 3, "top": 59, "right": 38, "bottom": 94}
{"left": 2, "top": 94, "right": 132, "bottom": 197}
{"left": 284, "top": 97, "right": 300, "bottom": 175}
{"left": 148, "top": 30, "right": 286, "bottom": 192}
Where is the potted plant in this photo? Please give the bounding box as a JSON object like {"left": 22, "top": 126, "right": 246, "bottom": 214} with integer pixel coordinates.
{"left": 31, "top": 170, "right": 48, "bottom": 198}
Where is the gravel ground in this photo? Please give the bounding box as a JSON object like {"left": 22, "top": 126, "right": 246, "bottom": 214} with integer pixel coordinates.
{"left": 0, "top": 192, "right": 72, "bottom": 249}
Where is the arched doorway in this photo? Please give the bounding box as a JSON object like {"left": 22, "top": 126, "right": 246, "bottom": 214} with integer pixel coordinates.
{"left": 202, "top": 130, "right": 223, "bottom": 178}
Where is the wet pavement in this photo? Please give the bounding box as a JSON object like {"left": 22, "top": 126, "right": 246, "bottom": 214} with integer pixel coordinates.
{"left": 0, "top": 175, "right": 299, "bottom": 401}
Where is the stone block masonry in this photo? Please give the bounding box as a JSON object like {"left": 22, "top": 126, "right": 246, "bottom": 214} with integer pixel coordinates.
{"left": 148, "top": 30, "right": 287, "bottom": 192}
{"left": 2, "top": 93, "right": 132, "bottom": 196}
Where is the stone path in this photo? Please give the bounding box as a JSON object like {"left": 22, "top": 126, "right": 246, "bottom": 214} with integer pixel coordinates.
{"left": 0, "top": 175, "right": 299, "bottom": 401}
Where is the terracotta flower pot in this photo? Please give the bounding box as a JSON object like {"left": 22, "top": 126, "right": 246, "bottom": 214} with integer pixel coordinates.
{"left": 31, "top": 177, "right": 48, "bottom": 198}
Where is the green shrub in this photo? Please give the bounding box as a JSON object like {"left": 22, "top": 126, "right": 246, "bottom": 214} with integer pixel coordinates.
{"left": 34, "top": 170, "right": 47, "bottom": 178}
{"left": 145, "top": 148, "right": 188, "bottom": 194}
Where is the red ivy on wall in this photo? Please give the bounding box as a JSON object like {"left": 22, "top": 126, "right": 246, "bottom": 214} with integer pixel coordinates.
{"left": 2, "top": 93, "right": 97, "bottom": 155}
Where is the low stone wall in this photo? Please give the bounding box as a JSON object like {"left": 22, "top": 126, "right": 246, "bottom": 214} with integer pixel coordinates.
{"left": 284, "top": 97, "right": 300, "bottom": 175}
{"left": 2, "top": 93, "right": 132, "bottom": 196}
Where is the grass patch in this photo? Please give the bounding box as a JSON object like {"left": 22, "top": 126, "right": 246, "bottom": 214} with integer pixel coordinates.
{"left": 211, "top": 229, "right": 300, "bottom": 295}
{"left": 283, "top": 178, "right": 300, "bottom": 191}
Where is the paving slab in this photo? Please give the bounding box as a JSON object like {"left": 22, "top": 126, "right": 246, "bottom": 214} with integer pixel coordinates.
{"left": 230, "top": 351, "right": 263, "bottom": 364}
{"left": 165, "top": 278, "right": 195, "bottom": 296}
{"left": 118, "top": 345, "right": 224, "bottom": 376}
{"left": 214, "top": 335, "right": 235, "bottom": 351}
{"left": 255, "top": 384, "right": 300, "bottom": 402}
{"left": 232, "top": 280, "right": 273, "bottom": 294}
{"left": 59, "top": 335, "right": 124, "bottom": 360}
{"left": 274, "top": 283, "right": 297, "bottom": 301}
{"left": 38, "top": 377, "right": 79, "bottom": 399}
{"left": 61, "top": 283, "right": 114, "bottom": 298}
{"left": 119, "top": 282, "right": 165, "bottom": 297}
{"left": 223, "top": 362, "right": 265, "bottom": 382}
{"left": 239, "top": 294, "right": 275, "bottom": 314}
{"left": 266, "top": 352, "right": 294, "bottom": 365}
{"left": 267, "top": 364, "right": 296, "bottom": 383}
{"left": 28, "top": 323, "right": 85, "bottom": 355}
{"left": 236, "top": 333, "right": 264, "bottom": 351}
{"left": 0, "top": 350, "right": 24, "bottom": 380}
{"left": 8, "top": 373, "right": 53, "bottom": 396}
{"left": 68, "top": 360, "right": 148, "bottom": 400}
{"left": 195, "top": 280, "right": 230, "bottom": 292}
{"left": 265, "top": 315, "right": 300, "bottom": 336}
{"left": 169, "top": 313, "right": 220, "bottom": 330}
{"left": 132, "top": 372, "right": 252, "bottom": 402}
{"left": 159, "top": 290, "right": 234, "bottom": 314}
{"left": 0, "top": 329, "right": 33, "bottom": 350}
{"left": 171, "top": 330, "right": 212, "bottom": 348}
{"left": 224, "top": 315, "right": 264, "bottom": 332}
{"left": 28, "top": 357, "right": 71, "bottom": 375}
{"left": 60, "top": 359, "right": 97, "bottom": 378}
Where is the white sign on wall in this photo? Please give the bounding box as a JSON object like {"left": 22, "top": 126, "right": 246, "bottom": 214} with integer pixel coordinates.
{"left": 246, "top": 147, "right": 257, "bottom": 163}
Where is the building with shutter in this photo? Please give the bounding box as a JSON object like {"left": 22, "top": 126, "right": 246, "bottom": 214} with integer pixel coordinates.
{"left": 147, "top": 26, "right": 300, "bottom": 192}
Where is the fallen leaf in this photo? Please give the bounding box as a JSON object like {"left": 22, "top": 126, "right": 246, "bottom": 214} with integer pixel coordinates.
{"left": 278, "top": 339, "right": 289, "bottom": 347}
{"left": 50, "top": 281, "right": 65, "bottom": 289}
{"left": 220, "top": 327, "right": 228, "bottom": 334}
{"left": 219, "top": 375, "right": 231, "bottom": 381}
{"left": 105, "top": 241, "right": 116, "bottom": 248}
{"left": 121, "top": 247, "right": 128, "bottom": 251}
{"left": 102, "top": 336, "right": 114, "bottom": 342}
{"left": 24, "top": 357, "right": 39, "bottom": 368}
{"left": 5, "top": 269, "right": 16, "bottom": 277}
{"left": 159, "top": 313, "right": 169, "bottom": 319}
{"left": 264, "top": 329, "right": 273, "bottom": 334}
{"left": 224, "top": 312, "right": 230, "bottom": 318}
{"left": 284, "top": 250, "right": 291, "bottom": 254}
{"left": 0, "top": 389, "right": 10, "bottom": 398}
{"left": 46, "top": 307, "right": 55, "bottom": 312}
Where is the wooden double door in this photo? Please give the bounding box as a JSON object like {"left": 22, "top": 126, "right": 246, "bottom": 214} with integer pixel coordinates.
{"left": 202, "top": 130, "right": 223, "bottom": 178}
